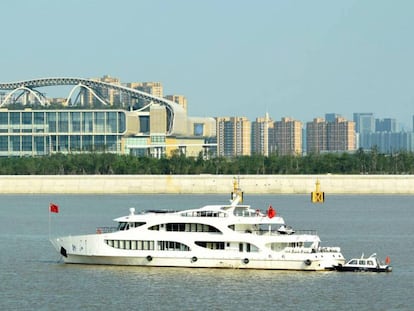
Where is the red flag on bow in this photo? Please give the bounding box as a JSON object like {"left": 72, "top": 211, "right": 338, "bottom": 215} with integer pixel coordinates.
{"left": 267, "top": 205, "right": 276, "bottom": 218}
{"left": 50, "top": 203, "right": 59, "bottom": 213}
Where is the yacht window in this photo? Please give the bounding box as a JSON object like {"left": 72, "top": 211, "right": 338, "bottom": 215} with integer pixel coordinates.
{"left": 195, "top": 241, "right": 225, "bottom": 249}
{"left": 349, "top": 259, "right": 358, "bottom": 265}
{"left": 303, "top": 242, "right": 312, "bottom": 248}
{"left": 359, "top": 260, "right": 366, "bottom": 265}
{"left": 157, "top": 241, "right": 190, "bottom": 251}
{"left": 367, "top": 260, "right": 374, "bottom": 265}
{"left": 267, "top": 242, "right": 288, "bottom": 251}
{"left": 117, "top": 222, "right": 127, "bottom": 231}
{"left": 125, "top": 240, "right": 131, "bottom": 249}
{"left": 134, "top": 222, "right": 146, "bottom": 227}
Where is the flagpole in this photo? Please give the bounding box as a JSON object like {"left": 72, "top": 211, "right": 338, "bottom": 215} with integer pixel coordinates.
{"left": 48, "top": 203, "right": 51, "bottom": 240}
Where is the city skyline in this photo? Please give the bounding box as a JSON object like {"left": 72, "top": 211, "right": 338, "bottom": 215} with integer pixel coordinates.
{"left": 0, "top": 74, "right": 410, "bottom": 131}
{"left": 1, "top": 1, "right": 413, "bottom": 128}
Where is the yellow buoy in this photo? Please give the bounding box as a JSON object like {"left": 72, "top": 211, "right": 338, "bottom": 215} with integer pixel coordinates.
{"left": 231, "top": 177, "right": 243, "bottom": 203}
{"left": 311, "top": 179, "right": 325, "bottom": 203}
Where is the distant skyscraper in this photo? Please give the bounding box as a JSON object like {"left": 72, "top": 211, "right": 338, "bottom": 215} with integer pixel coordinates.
{"left": 251, "top": 113, "right": 274, "bottom": 156}
{"left": 325, "top": 113, "right": 342, "bottom": 123}
{"left": 353, "top": 113, "right": 375, "bottom": 133}
{"left": 353, "top": 113, "right": 375, "bottom": 149}
{"left": 327, "top": 117, "right": 356, "bottom": 152}
{"left": 376, "top": 118, "right": 397, "bottom": 133}
{"left": 306, "top": 118, "right": 327, "bottom": 154}
{"left": 273, "top": 117, "right": 302, "bottom": 156}
{"left": 216, "top": 117, "right": 251, "bottom": 157}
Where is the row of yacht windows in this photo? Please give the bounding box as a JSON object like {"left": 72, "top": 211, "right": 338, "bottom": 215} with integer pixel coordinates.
{"left": 269, "top": 242, "right": 308, "bottom": 251}
{"left": 105, "top": 239, "right": 260, "bottom": 253}
{"left": 148, "top": 223, "right": 221, "bottom": 233}
{"left": 105, "top": 240, "right": 190, "bottom": 251}
{"left": 180, "top": 211, "right": 227, "bottom": 217}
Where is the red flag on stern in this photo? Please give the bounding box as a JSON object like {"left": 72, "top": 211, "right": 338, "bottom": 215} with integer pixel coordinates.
{"left": 267, "top": 205, "right": 276, "bottom": 218}
{"left": 50, "top": 203, "right": 59, "bottom": 213}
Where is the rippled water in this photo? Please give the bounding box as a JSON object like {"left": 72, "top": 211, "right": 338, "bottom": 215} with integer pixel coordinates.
{"left": 0, "top": 194, "right": 413, "bottom": 310}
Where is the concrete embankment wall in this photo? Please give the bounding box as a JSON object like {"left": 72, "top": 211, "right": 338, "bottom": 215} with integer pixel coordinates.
{"left": 0, "top": 175, "right": 414, "bottom": 194}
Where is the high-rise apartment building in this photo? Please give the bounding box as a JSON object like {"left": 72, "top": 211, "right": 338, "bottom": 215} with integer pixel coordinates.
{"left": 327, "top": 117, "right": 356, "bottom": 151}
{"left": 126, "top": 82, "right": 163, "bottom": 98}
{"left": 273, "top": 117, "right": 302, "bottom": 156}
{"left": 306, "top": 117, "right": 356, "bottom": 153}
{"left": 306, "top": 118, "right": 327, "bottom": 154}
{"left": 251, "top": 113, "right": 274, "bottom": 156}
{"left": 216, "top": 117, "right": 251, "bottom": 157}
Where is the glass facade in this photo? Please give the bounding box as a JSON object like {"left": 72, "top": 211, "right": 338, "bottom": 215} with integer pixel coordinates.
{"left": 0, "top": 109, "right": 126, "bottom": 157}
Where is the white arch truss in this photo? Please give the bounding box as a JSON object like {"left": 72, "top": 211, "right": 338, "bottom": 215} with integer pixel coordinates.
{"left": 0, "top": 86, "right": 46, "bottom": 107}
{"left": 0, "top": 77, "right": 187, "bottom": 135}
{"left": 65, "top": 83, "right": 109, "bottom": 107}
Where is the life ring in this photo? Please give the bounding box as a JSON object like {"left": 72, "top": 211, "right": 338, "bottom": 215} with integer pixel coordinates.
{"left": 304, "top": 259, "right": 312, "bottom": 266}
{"left": 146, "top": 255, "right": 153, "bottom": 262}
{"left": 243, "top": 258, "right": 249, "bottom": 264}
{"left": 192, "top": 256, "right": 198, "bottom": 262}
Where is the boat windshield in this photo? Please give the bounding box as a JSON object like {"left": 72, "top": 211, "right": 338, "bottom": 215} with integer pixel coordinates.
{"left": 117, "top": 222, "right": 146, "bottom": 231}
{"left": 118, "top": 222, "right": 127, "bottom": 230}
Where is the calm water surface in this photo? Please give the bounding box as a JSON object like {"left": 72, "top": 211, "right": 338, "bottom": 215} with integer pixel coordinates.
{"left": 0, "top": 194, "right": 413, "bottom": 311}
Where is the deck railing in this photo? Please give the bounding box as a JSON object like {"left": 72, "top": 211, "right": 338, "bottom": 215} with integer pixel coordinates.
{"left": 95, "top": 226, "right": 118, "bottom": 234}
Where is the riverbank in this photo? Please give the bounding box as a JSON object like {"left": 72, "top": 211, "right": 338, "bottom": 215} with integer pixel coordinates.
{"left": 1, "top": 174, "right": 414, "bottom": 194}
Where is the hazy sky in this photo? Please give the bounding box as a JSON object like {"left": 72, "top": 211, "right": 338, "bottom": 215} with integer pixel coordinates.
{"left": 1, "top": 0, "right": 413, "bottom": 129}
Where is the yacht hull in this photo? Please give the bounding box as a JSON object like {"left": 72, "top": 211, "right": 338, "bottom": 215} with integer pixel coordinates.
{"left": 51, "top": 238, "right": 345, "bottom": 271}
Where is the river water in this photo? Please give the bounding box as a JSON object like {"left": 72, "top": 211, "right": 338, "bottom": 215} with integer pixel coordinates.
{"left": 0, "top": 194, "right": 413, "bottom": 311}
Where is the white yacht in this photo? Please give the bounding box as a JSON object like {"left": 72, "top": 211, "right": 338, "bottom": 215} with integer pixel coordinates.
{"left": 50, "top": 180, "right": 345, "bottom": 271}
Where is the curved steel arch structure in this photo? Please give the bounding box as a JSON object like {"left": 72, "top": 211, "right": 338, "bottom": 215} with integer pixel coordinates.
{"left": 0, "top": 77, "right": 186, "bottom": 135}
{"left": 64, "top": 83, "right": 110, "bottom": 107}
{"left": 1, "top": 86, "right": 47, "bottom": 106}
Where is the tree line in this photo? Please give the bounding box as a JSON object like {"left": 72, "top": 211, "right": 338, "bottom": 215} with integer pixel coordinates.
{"left": 1, "top": 148, "right": 414, "bottom": 175}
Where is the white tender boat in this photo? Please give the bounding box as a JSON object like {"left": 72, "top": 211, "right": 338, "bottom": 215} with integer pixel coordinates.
{"left": 333, "top": 253, "right": 392, "bottom": 272}
{"left": 50, "top": 180, "right": 345, "bottom": 271}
